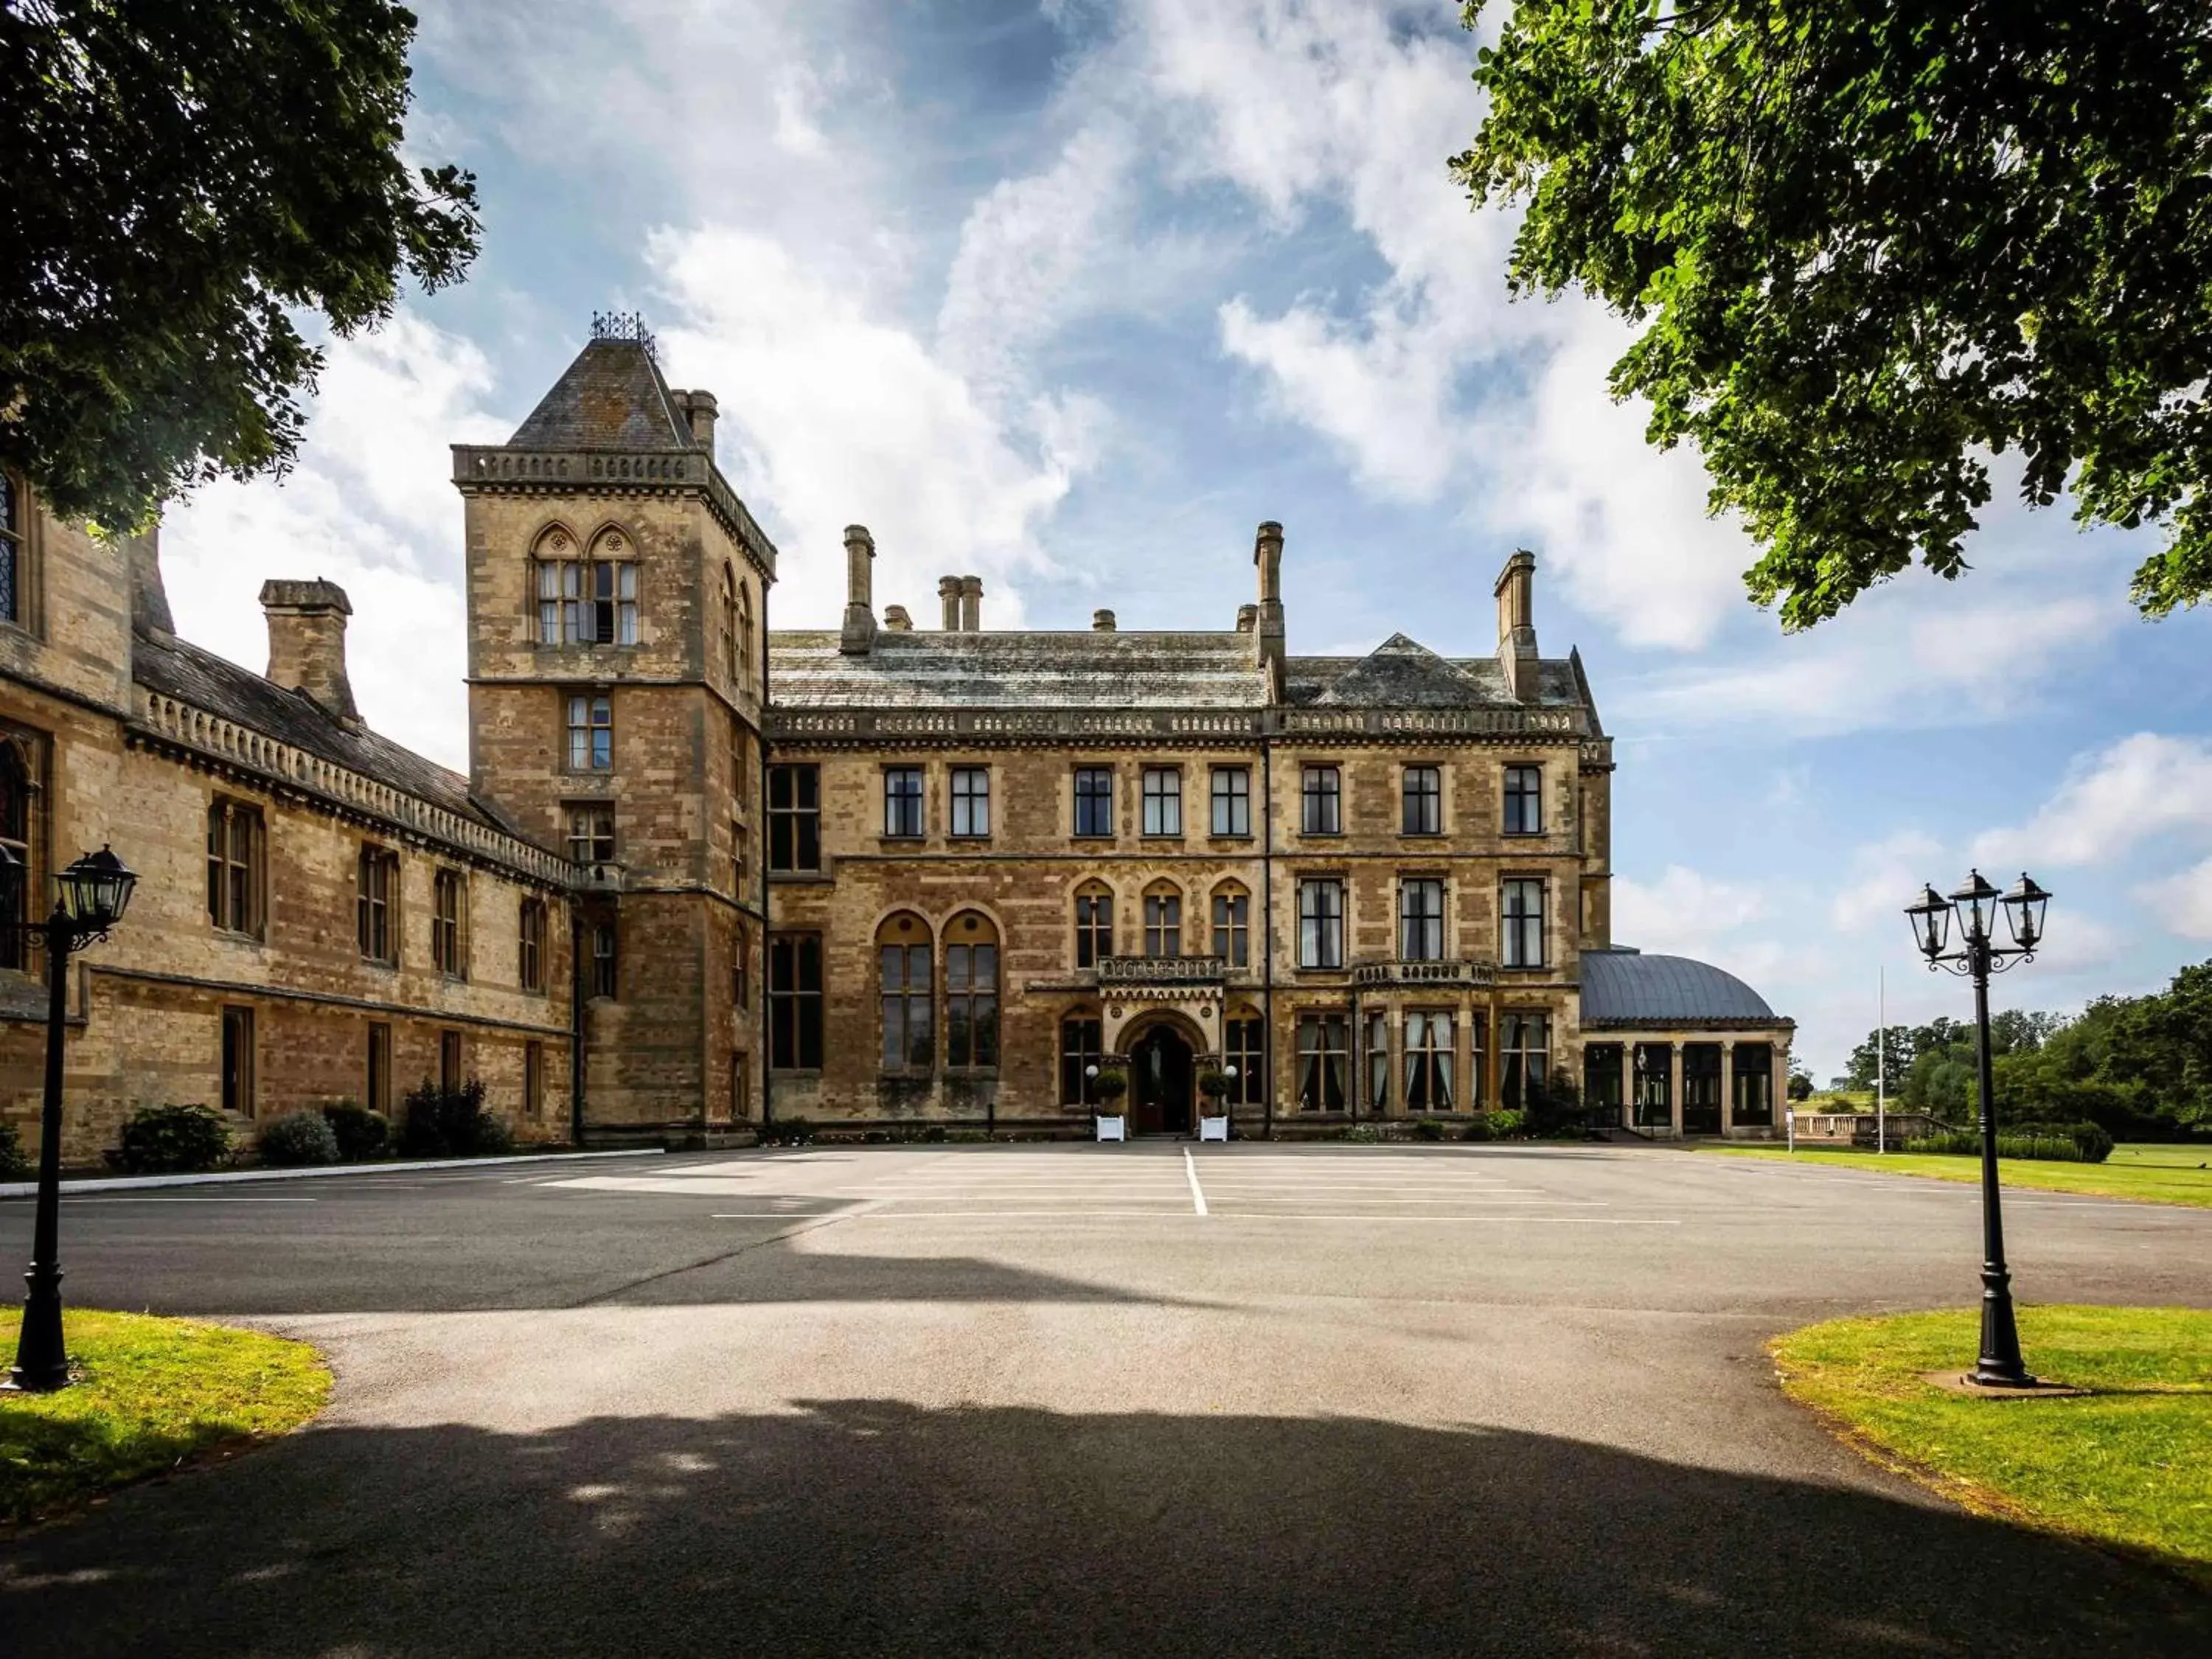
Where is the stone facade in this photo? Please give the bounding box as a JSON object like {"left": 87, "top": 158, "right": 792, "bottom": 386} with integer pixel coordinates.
{"left": 0, "top": 326, "right": 1792, "bottom": 1164}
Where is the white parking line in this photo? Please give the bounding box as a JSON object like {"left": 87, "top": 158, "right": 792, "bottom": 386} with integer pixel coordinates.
{"left": 1184, "top": 1148, "right": 1208, "bottom": 1215}
{"left": 81, "top": 1196, "right": 319, "bottom": 1205}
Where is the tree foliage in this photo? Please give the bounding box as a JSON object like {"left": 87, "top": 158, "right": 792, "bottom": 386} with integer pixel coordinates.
{"left": 1836, "top": 960, "right": 2212, "bottom": 1134}
{"left": 1453, "top": 1, "right": 2212, "bottom": 625}
{"left": 1, "top": 0, "right": 479, "bottom": 528}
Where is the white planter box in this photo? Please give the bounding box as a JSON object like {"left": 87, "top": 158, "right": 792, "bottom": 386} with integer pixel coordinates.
{"left": 1197, "top": 1115, "right": 1229, "bottom": 1142}
{"left": 1095, "top": 1114, "right": 1127, "bottom": 1142}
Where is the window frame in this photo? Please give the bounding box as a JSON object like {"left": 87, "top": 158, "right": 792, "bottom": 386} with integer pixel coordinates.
{"left": 591, "top": 922, "right": 618, "bottom": 999}
{"left": 1301, "top": 765, "right": 1342, "bottom": 835}
{"left": 769, "top": 933, "right": 825, "bottom": 1069}
{"left": 1140, "top": 766, "right": 1183, "bottom": 838}
{"left": 205, "top": 797, "right": 265, "bottom": 939}
{"left": 768, "top": 764, "right": 821, "bottom": 872}
{"left": 1297, "top": 877, "right": 1345, "bottom": 970}
{"left": 1074, "top": 883, "right": 1114, "bottom": 968}
{"left": 439, "top": 1029, "right": 465, "bottom": 1093}
{"left": 0, "top": 470, "right": 24, "bottom": 628}
{"left": 519, "top": 897, "right": 546, "bottom": 992}
{"left": 945, "top": 916, "right": 1000, "bottom": 1071}
{"left": 1143, "top": 886, "right": 1183, "bottom": 958}
{"left": 1295, "top": 1012, "right": 1349, "bottom": 1112}
{"left": 1364, "top": 1008, "right": 1389, "bottom": 1113}
{"left": 366, "top": 1021, "right": 392, "bottom": 1115}
{"left": 1210, "top": 766, "right": 1251, "bottom": 838}
{"left": 1502, "top": 1012, "right": 1552, "bottom": 1110}
{"left": 221, "top": 1005, "right": 256, "bottom": 1119}
{"left": 1060, "top": 1015, "right": 1104, "bottom": 1106}
{"left": 879, "top": 935, "right": 933, "bottom": 1073}
{"left": 1500, "top": 877, "right": 1547, "bottom": 969}
{"left": 1503, "top": 765, "right": 1544, "bottom": 836}
{"left": 566, "top": 801, "right": 615, "bottom": 866}
{"left": 1398, "top": 877, "right": 1445, "bottom": 962}
{"left": 1401, "top": 765, "right": 1442, "bottom": 836}
{"left": 356, "top": 845, "right": 398, "bottom": 965}
{"left": 949, "top": 766, "right": 991, "bottom": 838}
{"left": 883, "top": 765, "right": 925, "bottom": 838}
{"left": 1073, "top": 766, "right": 1115, "bottom": 838}
{"left": 566, "top": 694, "right": 613, "bottom": 773}
{"left": 1226, "top": 1015, "right": 1265, "bottom": 1106}
{"left": 524, "top": 1040, "right": 544, "bottom": 1119}
{"left": 431, "top": 868, "right": 468, "bottom": 980}
{"left": 1405, "top": 1009, "right": 1456, "bottom": 1113}
{"left": 1211, "top": 884, "right": 1250, "bottom": 967}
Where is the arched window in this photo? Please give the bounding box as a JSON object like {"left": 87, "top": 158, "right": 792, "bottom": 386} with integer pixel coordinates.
{"left": 720, "top": 564, "right": 739, "bottom": 684}
{"left": 588, "top": 528, "right": 639, "bottom": 644}
{"left": 532, "top": 524, "right": 582, "bottom": 643}
{"left": 1210, "top": 880, "right": 1249, "bottom": 967}
{"left": 945, "top": 911, "right": 999, "bottom": 1070}
{"left": 878, "top": 911, "right": 933, "bottom": 1071}
{"left": 1073, "top": 881, "right": 1114, "bottom": 967}
{"left": 0, "top": 742, "right": 29, "bottom": 969}
{"left": 736, "top": 580, "right": 754, "bottom": 678}
{"left": 1143, "top": 881, "right": 1182, "bottom": 958}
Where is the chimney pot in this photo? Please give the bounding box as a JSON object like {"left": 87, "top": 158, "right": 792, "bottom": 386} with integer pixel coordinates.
{"left": 685, "top": 389, "right": 718, "bottom": 451}
{"left": 260, "top": 577, "right": 360, "bottom": 724}
{"left": 959, "top": 574, "right": 983, "bottom": 633}
{"left": 883, "top": 605, "right": 914, "bottom": 631}
{"left": 840, "top": 524, "right": 877, "bottom": 655}
{"left": 1251, "top": 521, "right": 1286, "bottom": 694}
{"left": 1235, "top": 603, "right": 1256, "bottom": 633}
{"left": 939, "top": 576, "right": 962, "bottom": 631}
{"left": 1092, "top": 608, "right": 1116, "bottom": 632}
{"left": 1493, "top": 549, "right": 1540, "bottom": 702}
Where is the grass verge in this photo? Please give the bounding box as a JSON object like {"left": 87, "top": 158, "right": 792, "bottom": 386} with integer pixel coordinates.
{"left": 1771, "top": 1305, "right": 2212, "bottom": 1587}
{"left": 0, "top": 1309, "right": 329, "bottom": 1528}
{"left": 1702, "top": 1142, "right": 2212, "bottom": 1208}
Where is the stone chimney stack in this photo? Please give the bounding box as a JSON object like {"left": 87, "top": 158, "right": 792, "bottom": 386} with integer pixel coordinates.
{"left": 1252, "top": 521, "right": 1286, "bottom": 693}
{"left": 939, "top": 576, "right": 962, "bottom": 631}
{"left": 1234, "top": 603, "right": 1256, "bottom": 634}
{"left": 839, "top": 524, "right": 877, "bottom": 655}
{"left": 1494, "top": 549, "right": 1540, "bottom": 703}
{"left": 260, "top": 578, "right": 360, "bottom": 725}
{"left": 127, "top": 526, "right": 174, "bottom": 639}
{"left": 685, "top": 388, "right": 718, "bottom": 451}
{"left": 959, "top": 574, "right": 983, "bottom": 632}
{"left": 883, "top": 605, "right": 914, "bottom": 631}
{"left": 1092, "top": 608, "right": 1116, "bottom": 632}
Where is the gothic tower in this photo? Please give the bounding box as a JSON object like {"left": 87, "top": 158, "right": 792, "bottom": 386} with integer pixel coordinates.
{"left": 452, "top": 316, "right": 777, "bottom": 1136}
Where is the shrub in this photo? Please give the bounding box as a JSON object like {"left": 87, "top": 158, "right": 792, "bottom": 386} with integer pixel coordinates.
{"left": 1343, "top": 1122, "right": 1383, "bottom": 1144}
{"left": 398, "top": 1078, "right": 507, "bottom": 1158}
{"left": 116, "top": 1104, "right": 230, "bottom": 1174}
{"left": 321, "top": 1099, "right": 390, "bottom": 1161}
{"left": 1903, "top": 1129, "right": 2110, "bottom": 1164}
{"left": 1092, "top": 1068, "right": 1129, "bottom": 1106}
{"left": 1460, "top": 1116, "right": 1494, "bottom": 1143}
{"left": 762, "top": 1114, "right": 813, "bottom": 1145}
{"left": 1196, "top": 1068, "right": 1232, "bottom": 1107}
{"left": 257, "top": 1111, "right": 340, "bottom": 1167}
{"left": 0, "top": 1119, "right": 29, "bottom": 1179}
{"left": 1412, "top": 1117, "right": 1447, "bottom": 1141}
{"left": 1487, "top": 1109, "right": 1529, "bottom": 1140}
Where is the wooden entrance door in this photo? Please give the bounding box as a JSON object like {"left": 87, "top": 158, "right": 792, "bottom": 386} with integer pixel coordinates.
{"left": 1131, "top": 1026, "right": 1194, "bottom": 1135}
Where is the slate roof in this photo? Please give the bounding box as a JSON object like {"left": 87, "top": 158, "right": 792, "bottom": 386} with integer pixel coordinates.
{"left": 1579, "top": 950, "right": 1790, "bottom": 1029}
{"left": 507, "top": 338, "right": 696, "bottom": 451}
{"left": 770, "top": 629, "right": 1273, "bottom": 709}
{"left": 132, "top": 631, "right": 524, "bottom": 837}
{"left": 770, "top": 627, "right": 1592, "bottom": 714}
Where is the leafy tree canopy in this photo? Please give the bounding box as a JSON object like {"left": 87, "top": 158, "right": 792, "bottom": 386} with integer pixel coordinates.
{"left": 1, "top": 0, "right": 479, "bottom": 529}
{"left": 1453, "top": 1, "right": 2212, "bottom": 626}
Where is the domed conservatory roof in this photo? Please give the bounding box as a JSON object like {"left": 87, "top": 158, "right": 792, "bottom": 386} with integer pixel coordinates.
{"left": 1579, "top": 950, "right": 1791, "bottom": 1031}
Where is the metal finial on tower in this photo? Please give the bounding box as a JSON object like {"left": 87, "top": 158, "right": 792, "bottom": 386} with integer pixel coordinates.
{"left": 591, "top": 310, "right": 657, "bottom": 359}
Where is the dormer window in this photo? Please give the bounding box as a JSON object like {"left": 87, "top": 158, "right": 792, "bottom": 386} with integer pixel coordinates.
{"left": 533, "top": 524, "right": 638, "bottom": 644}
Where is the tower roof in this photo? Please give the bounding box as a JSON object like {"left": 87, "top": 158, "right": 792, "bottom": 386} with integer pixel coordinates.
{"left": 507, "top": 337, "right": 695, "bottom": 451}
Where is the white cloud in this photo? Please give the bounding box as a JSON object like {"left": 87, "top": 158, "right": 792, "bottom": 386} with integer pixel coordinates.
{"left": 652, "top": 226, "right": 1092, "bottom": 627}
{"left": 159, "top": 316, "right": 507, "bottom": 770}
{"left": 1830, "top": 830, "right": 1947, "bottom": 936}
{"left": 1973, "top": 734, "right": 2212, "bottom": 867}
{"left": 2139, "top": 858, "right": 2212, "bottom": 940}
{"left": 1611, "top": 863, "right": 1787, "bottom": 985}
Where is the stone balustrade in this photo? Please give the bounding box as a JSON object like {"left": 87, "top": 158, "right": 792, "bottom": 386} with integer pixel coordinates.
{"left": 1350, "top": 959, "right": 1498, "bottom": 989}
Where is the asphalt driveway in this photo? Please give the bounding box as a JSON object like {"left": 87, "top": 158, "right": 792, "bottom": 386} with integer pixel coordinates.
{"left": 1, "top": 1142, "right": 2207, "bottom": 1656}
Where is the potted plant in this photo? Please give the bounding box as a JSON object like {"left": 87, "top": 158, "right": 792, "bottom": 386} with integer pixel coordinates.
{"left": 1196, "top": 1067, "right": 1233, "bottom": 1141}
{"left": 1091, "top": 1065, "right": 1129, "bottom": 1142}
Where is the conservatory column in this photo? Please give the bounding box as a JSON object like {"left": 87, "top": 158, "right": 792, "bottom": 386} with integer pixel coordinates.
{"left": 1722, "top": 1040, "right": 1736, "bottom": 1139}
{"left": 1669, "top": 1041, "right": 1685, "bottom": 1138}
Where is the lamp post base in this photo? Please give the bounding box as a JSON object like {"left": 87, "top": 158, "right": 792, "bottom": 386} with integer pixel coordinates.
{"left": 1971, "top": 1265, "right": 2033, "bottom": 1390}
{"left": 4, "top": 1265, "right": 70, "bottom": 1394}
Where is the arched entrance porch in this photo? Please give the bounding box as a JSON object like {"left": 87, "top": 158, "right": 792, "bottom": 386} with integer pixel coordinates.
{"left": 1123, "top": 1012, "right": 1205, "bottom": 1136}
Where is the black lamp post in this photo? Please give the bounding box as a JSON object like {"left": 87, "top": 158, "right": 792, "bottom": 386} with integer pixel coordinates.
{"left": 1905, "top": 868, "right": 2051, "bottom": 1388}
{"left": 2, "top": 845, "right": 137, "bottom": 1394}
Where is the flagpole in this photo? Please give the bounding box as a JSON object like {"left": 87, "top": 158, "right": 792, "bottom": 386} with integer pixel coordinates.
{"left": 1877, "top": 967, "right": 1886, "bottom": 1155}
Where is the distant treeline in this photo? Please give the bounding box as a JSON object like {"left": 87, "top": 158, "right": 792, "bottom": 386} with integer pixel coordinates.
{"left": 1832, "top": 960, "right": 2212, "bottom": 1138}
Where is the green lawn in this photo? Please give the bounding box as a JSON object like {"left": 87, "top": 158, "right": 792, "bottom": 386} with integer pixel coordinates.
{"left": 1772, "top": 1306, "right": 2212, "bottom": 1585}
{"left": 1702, "top": 1142, "right": 2212, "bottom": 1208}
{"left": 0, "top": 1309, "right": 329, "bottom": 1528}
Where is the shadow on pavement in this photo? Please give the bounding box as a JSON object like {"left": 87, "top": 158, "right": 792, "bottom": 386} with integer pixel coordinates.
{"left": 1, "top": 1399, "right": 2202, "bottom": 1657}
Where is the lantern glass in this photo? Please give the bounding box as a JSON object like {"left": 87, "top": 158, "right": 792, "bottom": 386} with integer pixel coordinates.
{"left": 2002, "top": 873, "right": 2051, "bottom": 950}
{"left": 57, "top": 846, "right": 136, "bottom": 932}
{"left": 1949, "top": 870, "right": 2000, "bottom": 941}
{"left": 1905, "top": 885, "right": 1952, "bottom": 960}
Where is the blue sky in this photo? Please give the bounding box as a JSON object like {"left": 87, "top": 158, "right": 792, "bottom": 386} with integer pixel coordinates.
{"left": 159, "top": 1, "right": 2212, "bottom": 1080}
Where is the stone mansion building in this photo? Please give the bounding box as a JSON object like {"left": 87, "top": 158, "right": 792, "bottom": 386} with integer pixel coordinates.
{"left": 0, "top": 326, "right": 1792, "bottom": 1163}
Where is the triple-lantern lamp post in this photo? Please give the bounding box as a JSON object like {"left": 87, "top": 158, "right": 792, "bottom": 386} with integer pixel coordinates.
{"left": 1, "top": 845, "right": 138, "bottom": 1393}
{"left": 1904, "top": 868, "right": 2051, "bottom": 1389}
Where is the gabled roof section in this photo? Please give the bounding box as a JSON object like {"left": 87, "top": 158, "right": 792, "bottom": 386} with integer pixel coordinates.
{"left": 507, "top": 338, "right": 695, "bottom": 451}
{"left": 1309, "top": 633, "right": 1493, "bottom": 709}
